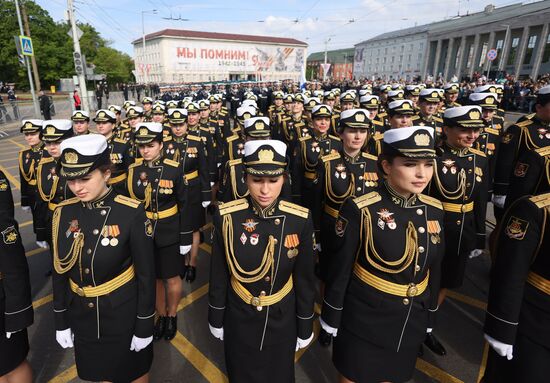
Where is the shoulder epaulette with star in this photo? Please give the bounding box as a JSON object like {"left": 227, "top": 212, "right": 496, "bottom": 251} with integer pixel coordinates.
{"left": 163, "top": 136, "right": 172, "bottom": 142}
{"left": 469, "top": 147, "right": 486, "bottom": 157}
{"left": 279, "top": 200, "right": 309, "bottom": 219}
{"left": 484, "top": 127, "right": 500, "bottom": 135}
{"left": 329, "top": 134, "right": 341, "bottom": 141}
{"left": 372, "top": 119, "right": 384, "bottom": 126}
{"left": 187, "top": 134, "right": 201, "bottom": 142}
{"left": 57, "top": 197, "right": 80, "bottom": 207}
{"left": 128, "top": 158, "right": 144, "bottom": 169}
{"left": 361, "top": 152, "right": 377, "bottom": 161}
{"left": 529, "top": 193, "right": 550, "bottom": 208}
{"left": 219, "top": 198, "right": 248, "bottom": 215}
{"left": 39, "top": 157, "right": 55, "bottom": 165}
{"left": 353, "top": 191, "right": 382, "bottom": 209}
{"left": 321, "top": 152, "right": 340, "bottom": 163}
{"left": 115, "top": 195, "right": 141, "bottom": 208}
{"left": 410, "top": 115, "right": 420, "bottom": 121}
{"left": 113, "top": 137, "right": 128, "bottom": 144}
{"left": 163, "top": 158, "right": 180, "bottom": 168}
{"left": 418, "top": 194, "right": 443, "bottom": 210}
{"left": 228, "top": 158, "right": 242, "bottom": 167}
{"left": 226, "top": 135, "right": 239, "bottom": 143}
{"left": 516, "top": 119, "right": 533, "bottom": 128}
{"left": 518, "top": 113, "right": 535, "bottom": 122}
{"left": 433, "top": 116, "right": 443, "bottom": 122}
{"left": 299, "top": 135, "right": 311, "bottom": 142}
{"left": 534, "top": 146, "right": 550, "bottom": 157}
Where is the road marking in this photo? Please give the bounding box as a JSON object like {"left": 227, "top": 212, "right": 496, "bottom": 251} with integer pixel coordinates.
{"left": 447, "top": 290, "right": 487, "bottom": 311}
{"left": 15, "top": 201, "right": 21, "bottom": 207}
{"left": 0, "top": 164, "right": 20, "bottom": 189}
{"left": 8, "top": 139, "right": 26, "bottom": 149}
{"left": 177, "top": 283, "right": 209, "bottom": 311}
{"left": 19, "top": 219, "right": 32, "bottom": 228}
{"left": 33, "top": 294, "right": 53, "bottom": 309}
{"left": 477, "top": 342, "right": 489, "bottom": 383}
{"left": 171, "top": 331, "right": 229, "bottom": 383}
{"left": 26, "top": 247, "right": 47, "bottom": 257}
{"left": 416, "top": 358, "right": 465, "bottom": 383}
{"left": 5, "top": 164, "right": 19, "bottom": 170}
{"left": 48, "top": 365, "right": 78, "bottom": 383}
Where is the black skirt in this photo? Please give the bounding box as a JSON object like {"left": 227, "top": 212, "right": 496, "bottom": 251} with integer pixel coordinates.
{"left": 224, "top": 332, "right": 295, "bottom": 383}
{"left": 333, "top": 328, "right": 418, "bottom": 383}
{"left": 155, "top": 243, "right": 184, "bottom": 279}
{"left": 0, "top": 329, "right": 29, "bottom": 376}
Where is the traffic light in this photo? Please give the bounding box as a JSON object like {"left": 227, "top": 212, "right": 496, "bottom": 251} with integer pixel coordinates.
{"left": 74, "top": 52, "right": 84, "bottom": 75}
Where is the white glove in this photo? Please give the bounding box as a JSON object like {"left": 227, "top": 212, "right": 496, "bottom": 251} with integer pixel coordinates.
{"left": 130, "top": 335, "right": 153, "bottom": 352}
{"left": 468, "top": 249, "right": 485, "bottom": 259}
{"left": 484, "top": 333, "right": 513, "bottom": 360}
{"left": 21, "top": 206, "right": 31, "bottom": 213}
{"left": 6, "top": 330, "right": 21, "bottom": 339}
{"left": 210, "top": 182, "right": 215, "bottom": 187}
{"left": 36, "top": 241, "right": 49, "bottom": 249}
{"left": 314, "top": 242, "right": 322, "bottom": 252}
{"left": 56, "top": 328, "right": 74, "bottom": 349}
{"left": 217, "top": 162, "right": 222, "bottom": 168}
{"left": 295, "top": 332, "right": 314, "bottom": 351}
{"left": 180, "top": 245, "right": 192, "bottom": 255}
{"left": 492, "top": 195, "right": 506, "bottom": 208}
{"left": 202, "top": 201, "right": 211, "bottom": 208}
{"left": 209, "top": 324, "right": 224, "bottom": 341}
{"left": 319, "top": 317, "right": 338, "bottom": 337}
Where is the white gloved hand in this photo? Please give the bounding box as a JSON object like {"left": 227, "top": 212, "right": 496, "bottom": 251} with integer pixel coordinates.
{"left": 492, "top": 195, "right": 506, "bottom": 208}
{"left": 468, "top": 249, "right": 485, "bottom": 259}
{"left": 6, "top": 330, "right": 21, "bottom": 339}
{"left": 484, "top": 334, "right": 513, "bottom": 360}
{"left": 209, "top": 324, "right": 224, "bottom": 341}
{"left": 319, "top": 317, "right": 338, "bottom": 337}
{"left": 295, "top": 332, "right": 314, "bottom": 351}
{"left": 36, "top": 241, "right": 49, "bottom": 249}
{"left": 56, "top": 328, "right": 74, "bottom": 349}
{"left": 21, "top": 206, "right": 31, "bottom": 213}
{"left": 180, "top": 245, "right": 192, "bottom": 255}
{"left": 314, "top": 242, "right": 322, "bottom": 252}
{"left": 217, "top": 162, "right": 222, "bottom": 168}
{"left": 130, "top": 335, "right": 153, "bottom": 352}
{"left": 210, "top": 182, "right": 215, "bottom": 187}
{"left": 202, "top": 201, "right": 211, "bottom": 208}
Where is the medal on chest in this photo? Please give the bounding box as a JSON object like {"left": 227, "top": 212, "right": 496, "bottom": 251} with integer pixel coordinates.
{"left": 101, "top": 225, "right": 120, "bottom": 246}
{"left": 334, "top": 163, "right": 347, "bottom": 179}
{"left": 237, "top": 143, "right": 244, "bottom": 156}
{"left": 138, "top": 172, "right": 149, "bottom": 186}
{"left": 377, "top": 208, "right": 396, "bottom": 230}
{"left": 284, "top": 234, "right": 300, "bottom": 258}
{"left": 537, "top": 128, "right": 550, "bottom": 139}
{"left": 441, "top": 159, "right": 457, "bottom": 174}
{"left": 311, "top": 141, "right": 320, "bottom": 153}
{"left": 48, "top": 167, "right": 57, "bottom": 181}
{"left": 65, "top": 219, "right": 81, "bottom": 238}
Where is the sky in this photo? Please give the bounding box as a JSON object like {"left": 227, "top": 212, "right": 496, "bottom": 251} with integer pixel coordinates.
{"left": 37, "top": 0, "right": 538, "bottom": 57}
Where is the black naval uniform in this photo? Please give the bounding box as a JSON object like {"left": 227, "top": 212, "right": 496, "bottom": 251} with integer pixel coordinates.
{"left": 106, "top": 135, "right": 132, "bottom": 194}
{"left": 208, "top": 197, "right": 316, "bottom": 383}
{"left": 321, "top": 184, "right": 445, "bottom": 382}
{"left": 429, "top": 144, "right": 488, "bottom": 288}
{"left": 19, "top": 142, "right": 49, "bottom": 242}
{"left": 52, "top": 190, "right": 155, "bottom": 382}
{"left": 483, "top": 193, "right": 550, "bottom": 383}
{"left": 313, "top": 150, "right": 379, "bottom": 280}
{"left": 411, "top": 112, "right": 444, "bottom": 137}
{"left": 475, "top": 117, "right": 502, "bottom": 197}
{"left": 0, "top": 172, "right": 34, "bottom": 376}
{"left": 366, "top": 120, "right": 387, "bottom": 156}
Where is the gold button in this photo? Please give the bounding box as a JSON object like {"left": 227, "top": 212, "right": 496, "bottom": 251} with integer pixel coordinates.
{"left": 273, "top": 239, "right": 278, "bottom": 245}
{"left": 416, "top": 209, "right": 423, "bottom": 215}
{"left": 466, "top": 183, "right": 471, "bottom": 187}
{"left": 274, "top": 218, "right": 281, "bottom": 225}
{"left": 468, "top": 169, "right": 472, "bottom": 173}
{"left": 93, "top": 229, "right": 99, "bottom": 235}
{"left": 357, "top": 187, "right": 361, "bottom": 191}
{"left": 88, "top": 302, "right": 94, "bottom": 308}
{"left": 415, "top": 265, "right": 421, "bottom": 272}
{"left": 403, "top": 298, "right": 410, "bottom": 305}
{"left": 100, "top": 210, "right": 106, "bottom": 216}
{"left": 84, "top": 268, "right": 90, "bottom": 274}
{"left": 456, "top": 220, "right": 461, "bottom": 225}
{"left": 418, "top": 246, "right": 425, "bottom": 253}
{"left": 157, "top": 169, "right": 161, "bottom": 172}
{"left": 464, "top": 196, "right": 469, "bottom": 200}
{"left": 86, "top": 249, "right": 92, "bottom": 254}
{"left": 468, "top": 157, "right": 472, "bottom": 161}
{"left": 418, "top": 227, "right": 425, "bottom": 234}
{"left": 359, "top": 176, "right": 364, "bottom": 180}
{"left": 264, "top": 276, "right": 270, "bottom": 282}
{"left": 360, "top": 164, "right": 364, "bottom": 169}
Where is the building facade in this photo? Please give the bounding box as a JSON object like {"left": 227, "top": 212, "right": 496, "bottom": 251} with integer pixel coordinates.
{"left": 132, "top": 29, "right": 307, "bottom": 83}
{"left": 307, "top": 48, "right": 354, "bottom": 81}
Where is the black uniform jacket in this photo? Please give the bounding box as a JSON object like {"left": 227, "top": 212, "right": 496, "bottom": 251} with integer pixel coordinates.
{"left": 52, "top": 190, "right": 155, "bottom": 339}
{"left": 484, "top": 193, "right": 550, "bottom": 347}
{"left": 18, "top": 143, "right": 48, "bottom": 207}
{"left": 208, "top": 197, "right": 316, "bottom": 348}
{"left": 322, "top": 184, "right": 445, "bottom": 351}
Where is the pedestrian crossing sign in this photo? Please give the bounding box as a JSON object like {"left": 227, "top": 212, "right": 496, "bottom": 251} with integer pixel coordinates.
{"left": 19, "top": 35, "right": 33, "bottom": 56}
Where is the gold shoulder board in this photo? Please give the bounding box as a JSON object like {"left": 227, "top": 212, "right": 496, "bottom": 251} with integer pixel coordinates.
{"left": 40, "top": 157, "right": 55, "bottom": 165}
{"left": 353, "top": 191, "right": 382, "bottom": 209}
{"left": 279, "top": 200, "right": 309, "bottom": 219}
{"left": 228, "top": 158, "right": 242, "bottom": 167}
{"left": 128, "top": 158, "right": 144, "bottom": 169}
{"left": 418, "top": 194, "right": 444, "bottom": 210}
{"left": 163, "top": 136, "right": 172, "bottom": 142}
{"left": 219, "top": 198, "right": 249, "bottom": 215}
{"left": 113, "top": 137, "right": 128, "bottom": 144}
{"left": 226, "top": 135, "right": 239, "bottom": 143}
{"left": 410, "top": 115, "right": 420, "bottom": 121}
{"left": 321, "top": 152, "right": 340, "bottom": 163}
{"left": 469, "top": 148, "right": 486, "bottom": 157}
{"left": 433, "top": 116, "right": 443, "bottom": 122}
{"left": 299, "top": 135, "right": 311, "bottom": 142}
{"left": 187, "top": 134, "right": 201, "bottom": 142}
{"left": 516, "top": 119, "right": 533, "bottom": 128}
{"left": 361, "top": 152, "right": 378, "bottom": 161}
{"left": 535, "top": 146, "right": 550, "bottom": 157}
{"left": 329, "top": 134, "right": 342, "bottom": 141}
{"left": 529, "top": 193, "right": 550, "bottom": 208}
{"left": 372, "top": 120, "right": 383, "bottom": 126}
{"left": 163, "top": 158, "right": 180, "bottom": 167}
{"left": 115, "top": 195, "right": 141, "bottom": 208}
{"left": 484, "top": 127, "right": 500, "bottom": 135}
{"left": 200, "top": 127, "right": 209, "bottom": 132}
{"left": 57, "top": 197, "right": 80, "bottom": 207}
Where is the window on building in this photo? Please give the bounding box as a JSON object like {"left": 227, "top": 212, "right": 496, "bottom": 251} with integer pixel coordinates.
{"left": 419, "top": 42, "right": 424, "bottom": 51}
{"left": 401, "top": 45, "right": 404, "bottom": 52}
{"left": 399, "top": 55, "right": 403, "bottom": 63}
{"left": 418, "top": 53, "right": 422, "bottom": 61}
{"left": 408, "top": 54, "right": 412, "bottom": 62}
{"left": 543, "top": 33, "right": 550, "bottom": 62}
{"left": 507, "top": 37, "right": 520, "bottom": 65}
{"left": 466, "top": 44, "right": 475, "bottom": 68}
{"left": 523, "top": 35, "right": 538, "bottom": 64}
{"left": 479, "top": 42, "right": 488, "bottom": 67}
{"left": 391, "top": 56, "right": 395, "bottom": 63}
{"left": 384, "top": 47, "right": 388, "bottom": 55}
{"left": 494, "top": 39, "right": 504, "bottom": 66}
{"left": 410, "top": 44, "right": 414, "bottom": 51}
{"left": 383, "top": 57, "right": 387, "bottom": 64}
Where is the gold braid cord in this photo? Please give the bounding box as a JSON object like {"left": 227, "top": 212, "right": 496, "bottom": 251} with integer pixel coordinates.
{"left": 325, "top": 162, "right": 354, "bottom": 204}
{"left": 362, "top": 209, "right": 419, "bottom": 274}
{"left": 143, "top": 183, "right": 152, "bottom": 209}
{"left": 434, "top": 167, "right": 466, "bottom": 200}
{"left": 19, "top": 152, "right": 35, "bottom": 183}
{"left": 52, "top": 206, "right": 85, "bottom": 279}
{"left": 222, "top": 213, "right": 274, "bottom": 283}
{"left": 230, "top": 165, "right": 249, "bottom": 199}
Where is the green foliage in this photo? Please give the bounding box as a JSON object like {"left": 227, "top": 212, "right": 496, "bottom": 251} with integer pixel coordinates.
{"left": 0, "top": 0, "right": 133, "bottom": 90}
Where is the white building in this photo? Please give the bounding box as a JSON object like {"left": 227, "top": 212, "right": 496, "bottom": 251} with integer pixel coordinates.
{"left": 132, "top": 29, "right": 308, "bottom": 84}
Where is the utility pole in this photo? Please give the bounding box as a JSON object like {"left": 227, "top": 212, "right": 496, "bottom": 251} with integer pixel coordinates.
{"left": 14, "top": 0, "right": 40, "bottom": 117}
{"left": 21, "top": 1, "right": 41, "bottom": 92}
{"left": 323, "top": 38, "right": 330, "bottom": 81}
{"left": 67, "top": 0, "right": 89, "bottom": 111}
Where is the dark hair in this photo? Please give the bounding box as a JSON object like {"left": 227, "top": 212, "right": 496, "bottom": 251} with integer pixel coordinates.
{"left": 536, "top": 94, "right": 550, "bottom": 107}
{"left": 377, "top": 153, "right": 395, "bottom": 176}
{"left": 97, "top": 163, "right": 114, "bottom": 175}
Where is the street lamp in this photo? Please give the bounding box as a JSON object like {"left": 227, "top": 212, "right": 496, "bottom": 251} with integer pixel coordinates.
{"left": 142, "top": 9, "right": 158, "bottom": 84}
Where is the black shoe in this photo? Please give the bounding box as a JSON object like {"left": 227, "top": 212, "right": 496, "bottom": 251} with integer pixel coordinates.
{"left": 164, "top": 316, "right": 177, "bottom": 341}
{"left": 186, "top": 266, "right": 196, "bottom": 283}
{"left": 318, "top": 328, "right": 332, "bottom": 347}
{"left": 424, "top": 333, "right": 447, "bottom": 356}
{"left": 153, "top": 316, "right": 167, "bottom": 341}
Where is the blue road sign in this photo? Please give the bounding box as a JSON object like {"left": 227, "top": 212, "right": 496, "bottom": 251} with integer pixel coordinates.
{"left": 19, "top": 35, "right": 34, "bottom": 56}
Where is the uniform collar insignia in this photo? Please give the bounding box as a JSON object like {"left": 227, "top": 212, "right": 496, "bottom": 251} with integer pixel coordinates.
{"left": 383, "top": 181, "right": 417, "bottom": 207}
{"left": 250, "top": 197, "right": 277, "bottom": 218}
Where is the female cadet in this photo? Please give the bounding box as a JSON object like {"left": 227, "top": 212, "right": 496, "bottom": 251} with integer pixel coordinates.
{"left": 52, "top": 134, "right": 155, "bottom": 383}
{"left": 163, "top": 108, "right": 211, "bottom": 283}
{"left": 208, "top": 140, "right": 316, "bottom": 383}
{"left": 127, "top": 122, "right": 192, "bottom": 341}
{"left": 0, "top": 170, "right": 34, "bottom": 383}
{"left": 18, "top": 119, "right": 49, "bottom": 248}
{"left": 321, "top": 126, "right": 445, "bottom": 383}
{"left": 36, "top": 120, "right": 75, "bottom": 245}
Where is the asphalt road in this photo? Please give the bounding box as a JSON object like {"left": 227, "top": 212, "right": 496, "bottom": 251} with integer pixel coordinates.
{"left": 0, "top": 113, "right": 521, "bottom": 383}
